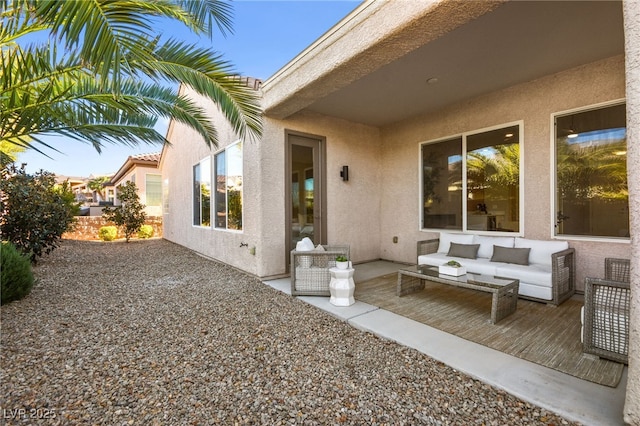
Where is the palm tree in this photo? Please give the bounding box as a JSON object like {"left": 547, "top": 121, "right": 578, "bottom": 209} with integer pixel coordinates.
{"left": 87, "top": 176, "right": 111, "bottom": 202}
{"left": 0, "top": 0, "right": 262, "bottom": 156}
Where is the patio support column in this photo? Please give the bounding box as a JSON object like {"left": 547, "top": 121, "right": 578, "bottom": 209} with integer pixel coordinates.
{"left": 624, "top": 0, "right": 640, "bottom": 424}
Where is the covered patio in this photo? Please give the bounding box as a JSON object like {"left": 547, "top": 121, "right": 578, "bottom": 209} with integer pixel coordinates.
{"left": 265, "top": 260, "right": 627, "bottom": 426}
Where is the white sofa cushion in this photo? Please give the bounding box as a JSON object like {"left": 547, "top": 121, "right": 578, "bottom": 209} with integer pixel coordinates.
{"left": 472, "top": 235, "right": 514, "bottom": 259}
{"left": 418, "top": 253, "right": 499, "bottom": 276}
{"left": 437, "top": 232, "right": 475, "bottom": 254}
{"left": 495, "top": 263, "right": 553, "bottom": 287}
{"left": 519, "top": 282, "right": 553, "bottom": 301}
{"left": 464, "top": 257, "right": 501, "bottom": 276}
{"left": 514, "top": 238, "right": 569, "bottom": 266}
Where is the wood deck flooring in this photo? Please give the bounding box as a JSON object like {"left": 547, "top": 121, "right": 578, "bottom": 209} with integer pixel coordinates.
{"left": 354, "top": 272, "right": 624, "bottom": 387}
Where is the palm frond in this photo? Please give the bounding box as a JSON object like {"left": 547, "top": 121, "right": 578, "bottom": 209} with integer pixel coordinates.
{"left": 174, "top": 0, "right": 234, "bottom": 37}
{"left": 144, "top": 40, "right": 262, "bottom": 141}
{"left": 0, "top": 0, "right": 48, "bottom": 45}
{"left": 2, "top": 0, "right": 261, "bottom": 158}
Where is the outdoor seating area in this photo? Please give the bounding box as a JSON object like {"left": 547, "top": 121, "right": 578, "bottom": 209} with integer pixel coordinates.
{"left": 396, "top": 264, "right": 519, "bottom": 324}
{"left": 416, "top": 233, "right": 575, "bottom": 305}
{"left": 267, "top": 257, "right": 627, "bottom": 425}
{"left": 355, "top": 269, "right": 625, "bottom": 388}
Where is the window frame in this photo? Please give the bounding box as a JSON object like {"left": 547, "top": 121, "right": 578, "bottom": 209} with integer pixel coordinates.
{"left": 419, "top": 120, "right": 524, "bottom": 235}
{"left": 551, "top": 99, "right": 629, "bottom": 242}
{"left": 214, "top": 140, "right": 243, "bottom": 232}
{"left": 192, "top": 156, "right": 212, "bottom": 228}
{"left": 145, "top": 173, "right": 162, "bottom": 207}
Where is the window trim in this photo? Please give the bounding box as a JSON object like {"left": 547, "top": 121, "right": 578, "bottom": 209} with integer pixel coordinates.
{"left": 213, "top": 140, "right": 243, "bottom": 233}
{"left": 192, "top": 156, "right": 212, "bottom": 229}
{"left": 145, "top": 173, "right": 162, "bottom": 207}
{"left": 419, "top": 120, "right": 524, "bottom": 236}
{"left": 550, "top": 98, "right": 628, "bottom": 243}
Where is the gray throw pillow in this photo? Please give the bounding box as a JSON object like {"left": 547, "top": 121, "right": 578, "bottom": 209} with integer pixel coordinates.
{"left": 491, "top": 245, "right": 530, "bottom": 265}
{"left": 447, "top": 242, "right": 480, "bottom": 259}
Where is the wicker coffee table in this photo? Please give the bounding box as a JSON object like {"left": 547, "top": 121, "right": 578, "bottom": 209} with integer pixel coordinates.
{"left": 397, "top": 265, "right": 519, "bottom": 324}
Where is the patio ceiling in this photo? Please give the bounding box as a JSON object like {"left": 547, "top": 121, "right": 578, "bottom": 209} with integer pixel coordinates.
{"left": 263, "top": 0, "right": 624, "bottom": 128}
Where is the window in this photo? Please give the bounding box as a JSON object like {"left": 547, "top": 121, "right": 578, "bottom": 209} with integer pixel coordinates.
{"left": 554, "top": 102, "right": 628, "bottom": 238}
{"left": 145, "top": 174, "right": 162, "bottom": 206}
{"left": 215, "top": 141, "right": 243, "bottom": 230}
{"left": 421, "top": 123, "right": 521, "bottom": 233}
{"left": 193, "top": 157, "right": 211, "bottom": 227}
{"left": 162, "top": 178, "right": 169, "bottom": 215}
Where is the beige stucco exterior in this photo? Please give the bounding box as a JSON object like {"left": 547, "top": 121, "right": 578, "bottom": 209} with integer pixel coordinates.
{"left": 380, "top": 55, "right": 629, "bottom": 292}
{"left": 161, "top": 0, "right": 640, "bottom": 422}
{"left": 162, "top": 53, "right": 629, "bottom": 285}
{"left": 161, "top": 86, "right": 383, "bottom": 277}
{"left": 623, "top": 0, "right": 640, "bottom": 422}
{"left": 112, "top": 163, "right": 162, "bottom": 217}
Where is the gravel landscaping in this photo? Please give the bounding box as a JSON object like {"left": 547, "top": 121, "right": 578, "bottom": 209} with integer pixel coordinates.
{"left": 1, "top": 239, "right": 575, "bottom": 425}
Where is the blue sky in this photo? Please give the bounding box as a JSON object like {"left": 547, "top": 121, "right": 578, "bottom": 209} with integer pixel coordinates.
{"left": 17, "top": 1, "right": 360, "bottom": 177}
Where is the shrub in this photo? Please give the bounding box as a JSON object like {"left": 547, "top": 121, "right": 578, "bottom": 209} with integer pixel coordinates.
{"left": 98, "top": 226, "right": 118, "bottom": 241}
{"left": 1, "top": 241, "right": 34, "bottom": 305}
{"left": 0, "top": 164, "right": 78, "bottom": 263}
{"left": 137, "top": 225, "right": 154, "bottom": 239}
{"left": 102, "top": 181, "right": 146, "bottom": 242}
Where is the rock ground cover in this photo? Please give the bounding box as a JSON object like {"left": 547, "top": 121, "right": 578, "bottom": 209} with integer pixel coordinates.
{"left": 0, "top": 239, "right": 575, "bottom": 425}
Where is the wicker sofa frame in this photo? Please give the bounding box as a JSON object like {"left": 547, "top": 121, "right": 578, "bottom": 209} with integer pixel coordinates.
{"left": 417, "top": 238, "right": 576, "bottom": 305}
{"left": 290, "top": 245, "right": 350, "bottom": 296}
{"left": 583, "top": 258, "right": 630, "bottom": 364}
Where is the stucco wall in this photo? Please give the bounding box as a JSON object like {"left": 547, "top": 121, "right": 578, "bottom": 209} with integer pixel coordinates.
{"left": 112, "top": 165, "right": 162, "bottom": 216}
{"left": 161, "top": 89, "right": 261, "bottom": 274}
{"left": 268, "top": 110, "right": 383, "bottom": 267}
{"left": 379, "top": 55, "right": 630, "bottom": 291}
{"left": 161, "top": 88, "right": 382, "bottom": 278}
{"left": 623, "top": 0, "right": 640, "bottom": 421}
{"left": 163, "top": 56, "right": 629, "bottom": 286}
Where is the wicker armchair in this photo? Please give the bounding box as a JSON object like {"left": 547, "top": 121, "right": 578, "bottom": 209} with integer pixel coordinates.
{"left": 290, "top": 245, "right": 350, "bottom": 296}
{"left": 582, "top": 258, "right": 630, "bottom": 364}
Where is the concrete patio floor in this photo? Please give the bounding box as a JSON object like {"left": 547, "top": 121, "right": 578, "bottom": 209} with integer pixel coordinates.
{"left": 264, "top": 260, "right": 627, "bottom": 426}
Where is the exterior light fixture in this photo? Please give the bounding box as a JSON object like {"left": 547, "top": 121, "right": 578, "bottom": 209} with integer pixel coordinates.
{"left": 340, "top": 166, "right": 349, "bottom": 181}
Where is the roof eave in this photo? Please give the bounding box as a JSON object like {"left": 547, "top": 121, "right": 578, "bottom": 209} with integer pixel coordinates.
{"left": 261, "top": 0, "right": 505, "bottom": 120}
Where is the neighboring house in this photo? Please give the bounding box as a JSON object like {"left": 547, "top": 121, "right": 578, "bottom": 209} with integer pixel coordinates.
{"left": 110, "top": 152, "right": 162, "bottom": 217}
{"left": 55, "top": 175, "right": 90, "bottom": 203}
{"left": 55, "top": 175, "right": 114, "bottom": 214}
{"left": 160, "top": 0, "right": 640, "bottom": 419}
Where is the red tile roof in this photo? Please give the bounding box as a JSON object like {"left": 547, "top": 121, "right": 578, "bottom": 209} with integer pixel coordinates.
{"left": 130, "top": 152, "right": 161, "bottom": 163}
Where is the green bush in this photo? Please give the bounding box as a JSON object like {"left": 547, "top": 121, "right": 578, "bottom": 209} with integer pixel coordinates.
{"left": 98, "top": 226, "right": 118, "bottom": 241}
{"left": 1, "top": 241, "right": 34, "bottom": 305}
{"left": 0, "top": 164, "right": 78, "bottom": 263}
{"left": 102, "top": 181, "right": 146, "bottom": 242}
{"left": 137, "top": 224, "right": 154, "bottom": 239}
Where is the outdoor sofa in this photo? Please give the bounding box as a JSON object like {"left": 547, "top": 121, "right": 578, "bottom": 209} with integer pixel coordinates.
{"left": 417, "top": 232, "right": 575, "bottom": 305}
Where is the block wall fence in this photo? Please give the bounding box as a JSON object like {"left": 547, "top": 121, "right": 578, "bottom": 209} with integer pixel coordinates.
{"left": 62, "top": 216, "right": 163, "bottom": 241}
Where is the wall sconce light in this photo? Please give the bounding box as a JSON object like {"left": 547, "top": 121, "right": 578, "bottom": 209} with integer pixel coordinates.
{"left": 340, "top": 165, "right": 349, "bottom": 181}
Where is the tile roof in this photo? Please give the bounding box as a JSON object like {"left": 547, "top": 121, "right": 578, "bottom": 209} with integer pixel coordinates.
{"left": 130, "top": 152, "right": 161, "bottom": 163}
